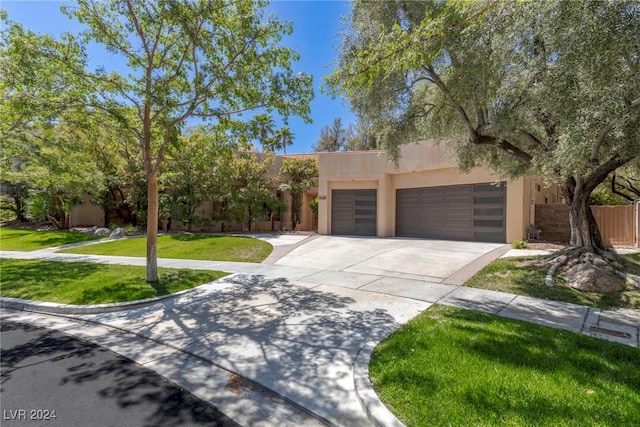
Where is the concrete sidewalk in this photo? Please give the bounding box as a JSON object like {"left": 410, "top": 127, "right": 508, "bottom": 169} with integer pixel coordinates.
{"left": 1, "top": 236, "right": 639, "bottom": 427}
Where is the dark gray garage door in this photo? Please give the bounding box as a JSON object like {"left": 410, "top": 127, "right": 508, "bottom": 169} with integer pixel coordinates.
{"left": 396, "top": 183, "right": 505, "bottom": 242}
{"left": 331, "top": 189, "right": 377, "bottom": 236}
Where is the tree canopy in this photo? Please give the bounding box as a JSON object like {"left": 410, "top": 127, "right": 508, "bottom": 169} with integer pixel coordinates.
{"left": 312, "top": 117, "right": 347, "bottom": 152}
{"left": 328, "top": 0, "right": 640, "bottom": 252}
{"left": 57, "top": 0, "right": 313, "bottom": 281}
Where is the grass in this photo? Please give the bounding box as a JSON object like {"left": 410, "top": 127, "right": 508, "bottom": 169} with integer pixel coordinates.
{"left": 0, "top": 258, "right": 228, "bottom": 305}
{"left": 0, "top": 227, "right": 101, "bottom": 251}
{"left": 464, "top": 254, "right": 640, "bottom": 310}
{"left": 370, "top": 305, "right": 640, "bottom": 427}
{"left": 57, "top": 233, "right": 272, "bottom": 263}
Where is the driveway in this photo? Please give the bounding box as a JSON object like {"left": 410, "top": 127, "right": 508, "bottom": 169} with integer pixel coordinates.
{"left": 274, "top": 235, "right": 504, "bottom": 281}
{"left": 1, "top": 235, "right": 508, "bottom": 426}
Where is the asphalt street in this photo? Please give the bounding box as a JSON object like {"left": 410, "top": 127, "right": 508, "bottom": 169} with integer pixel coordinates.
{"left": 0, "top": 321, "right": 239, "bottom": 427}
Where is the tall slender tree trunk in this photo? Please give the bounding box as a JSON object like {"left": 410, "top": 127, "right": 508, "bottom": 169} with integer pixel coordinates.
{"left": 146, "top": 170, "right": 159, "bottom": 282}
{"left": 143, "top": 104, "right": 159, "bottom": 283}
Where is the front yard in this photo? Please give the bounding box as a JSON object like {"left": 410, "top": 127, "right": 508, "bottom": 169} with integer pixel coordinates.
{"left": 370, "top": 305, "right": 640, "bottom": 426}
{"left": 464, "top": 252, "right": 640, "bottom": 310}
{"left": 0, "top": 227, "right": 272, "bottom": 304}
{"left": 0, "top": 259, "right": 227, "bottom": 305}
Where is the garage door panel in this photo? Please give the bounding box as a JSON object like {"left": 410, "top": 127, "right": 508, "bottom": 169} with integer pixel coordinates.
{"left": 396, "top": 183, "right": 505, "bottom": 242}
{"left": 331, "top": 189, "right": 377, "bottom": 236}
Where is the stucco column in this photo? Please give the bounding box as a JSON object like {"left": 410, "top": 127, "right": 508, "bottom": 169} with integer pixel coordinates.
{"left": 377, "top": 173, "right": 393, "bottom": 237}
{"left": 318, "top": 179, "right": 329, "bottom": 235}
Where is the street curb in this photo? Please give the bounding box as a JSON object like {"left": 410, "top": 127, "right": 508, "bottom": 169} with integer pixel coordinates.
{"left": 0, "top": 274, "right": 234, "bottom": 315}
{"left": 0, "top": 293, "right": 178, "bottom": 314}
{"left": 353, "top": 341, "right": 405, "bottom": 427}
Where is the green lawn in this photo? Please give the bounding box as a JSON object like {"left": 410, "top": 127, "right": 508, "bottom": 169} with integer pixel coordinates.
{"left": 0, "top": 227, "right": 101, "bottom": 251}
{"left": 57, "top": 233, "right": 272, "bottom": 263}
{"left": 464, "top": 254, "right": 640, "bottom": 310}
{"left": 0, "top": 258, "right": 228, "bottom": 304}
{"left": 370, "top": 305, "right": 640, "bottom": 427}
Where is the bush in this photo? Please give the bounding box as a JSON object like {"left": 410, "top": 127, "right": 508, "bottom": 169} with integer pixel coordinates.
{"left": 511, "top": 239, "right": 528, "bottom": 249}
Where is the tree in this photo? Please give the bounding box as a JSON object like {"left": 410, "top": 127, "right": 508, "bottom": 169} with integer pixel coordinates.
{"left": 610, "top": 162, "right": 640, "bottom": 203}
{"left": 63, "top": 0, "right": 313, "bottom": 281}
{"left": 12, "top": 119, "right": 105, "bottom": 229}
{"left": 279, "top": 157, "right": 318, "bottom": 229}
{"left": 1, "top": 13, "right": 91, "bottom": 223}
{"left": 344, "top": 119, "right": 378, "bottom": 151}
{"left": 312, "top": 117, "right": 346, "bottom": 152}
{"left": 161, "top": 126, "right": 235, "bottom": 231}
{"left": 224, "top": 152, "right": 281, "bottom": 231}
{"left": 253, "top": 113, "right": 276, "bottom": 152}
{"left": 273, "top": 126, "right": 295, "bottom": 154}
{"left": 329, "top": 1, "right": 640, "bottom": 259}
{"left": 0, "top": 12, "right": 89, "bottom": 139}
{"left": 590, "top": 162, "right": 640, "bottom": 206}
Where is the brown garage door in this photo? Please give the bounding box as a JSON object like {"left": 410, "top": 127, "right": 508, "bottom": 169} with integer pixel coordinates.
{"left": 396, "top": 183, "right": 505, "bottom": 242}
{"left": 331, "top": 189, "right": 377, "bottom": 236}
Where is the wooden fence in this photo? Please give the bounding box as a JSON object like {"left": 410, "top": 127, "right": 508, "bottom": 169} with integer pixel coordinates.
{"left": 535, "top": 202, "right": 639, "bottom": 247}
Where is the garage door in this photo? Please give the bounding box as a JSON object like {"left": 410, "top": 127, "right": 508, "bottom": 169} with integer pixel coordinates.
{"left": 331, "top": 189, "right": 377, "bottom": 236}
{"left": 396, "top": 183, "right": 505, "bottom": 242}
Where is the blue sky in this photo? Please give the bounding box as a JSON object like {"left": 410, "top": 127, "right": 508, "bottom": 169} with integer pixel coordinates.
{"left": 1, "top": 0, "right": 356, "bottom": 153}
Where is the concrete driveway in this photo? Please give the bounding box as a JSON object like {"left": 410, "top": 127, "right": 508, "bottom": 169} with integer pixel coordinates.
{"left": 274, "top": 235, "right": 504, "bottom": 281}
{"left": 1, "top": 235, "right": 509, "bottom": 426}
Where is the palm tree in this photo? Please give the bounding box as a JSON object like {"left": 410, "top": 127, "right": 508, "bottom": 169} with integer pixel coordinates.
{"left": 273, "top": 127, "right": 294, "bottom": 154}
{"left": 253, "top": 114, "right": 275, "bottom": 152}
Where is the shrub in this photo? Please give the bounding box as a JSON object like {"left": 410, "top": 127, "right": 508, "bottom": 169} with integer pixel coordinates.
{"left": 511, "top": 239, "right": 528, "bottom": 249}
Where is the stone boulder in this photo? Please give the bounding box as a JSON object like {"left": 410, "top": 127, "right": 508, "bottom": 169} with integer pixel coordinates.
{"left": 109, "top": 227, "right": 127, "bottom": 239}
{"left": 94, "top": 227, "right": 111, "bottom": 237}
{"left": 562, "top": 262, "right": 626, "bottom": 294}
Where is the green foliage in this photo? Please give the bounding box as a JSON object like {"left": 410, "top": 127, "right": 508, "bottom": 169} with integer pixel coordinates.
{"left": 329, "top": 0, "right": 640, "bottom": 248}
{"left": 511, "top": 239, "right": 528, "bottom": 249}
{"left": 0, "top": 258, "right": 227, "bottom": 304}
{"left": 25, "top": 193, "right": 58, "bottom": 222}
{"left": 0, "top": 12, "right": 90, "bottom": 139}
{"left": 280, "top": 157, "right": 318, "bottom": 227}
{"left": 312, "top": 117, "right": 346, "bottom": 152}
{"left": 344, "top": 119, "right": 379, "bottom": 151}
{"left": 370, "top": 305, "right": 640, "bottom": 426}
{"left": 590, "top": 186, "right": 630, "bottom": 206}
{"left": 308, "top": 197, "right": 319, "bottom": 224}
{"left": 53, "top": 0, "right": 312, "bottom": 279}
{"left": 223, "top": 152, "right": 281, "bottom": 230}
{"left": 272, "top": 127, "right": 295, "bottom": 154}
{"left": 161, "top": 126, "right": 236, "bottom": 230}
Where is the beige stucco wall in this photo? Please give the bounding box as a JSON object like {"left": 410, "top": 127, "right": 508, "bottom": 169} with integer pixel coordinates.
{"left": 318, "top": 141, "right": 531, "bottom": 242}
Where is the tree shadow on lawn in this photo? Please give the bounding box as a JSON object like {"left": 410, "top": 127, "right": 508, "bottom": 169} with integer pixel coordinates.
{"left": 0, "top": 322, "right": 238, "bottom": 427}
{"left": 0, "top": 260, "right": 103, "bottom": 301}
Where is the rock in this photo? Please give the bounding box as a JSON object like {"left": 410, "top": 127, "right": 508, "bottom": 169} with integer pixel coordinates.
{"left": 601, "top": 251, "right": 618, "bottom": 263}
{"left": 562, "top": 262, "right": 626, "bottom": 294}
{"left": 94, "top": 227, "right": 111, "bottom": 237}
{"left": 592, "top": 257, "right": 609, "bottom": 267}
{"left": 109, "top": 227, "right": 126, "bottom": 239}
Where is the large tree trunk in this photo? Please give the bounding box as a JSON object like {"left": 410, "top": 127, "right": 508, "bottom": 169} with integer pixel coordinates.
{"left": 146, "top": 171, "right": 159, "bottom": 282}
{"left": 561, "top": 180, "right": 604, "bottom": 253}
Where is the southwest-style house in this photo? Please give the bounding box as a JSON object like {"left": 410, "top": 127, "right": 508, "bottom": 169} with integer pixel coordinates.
{"left": 71, "top": 140, "right": 639, "bottom": 247}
